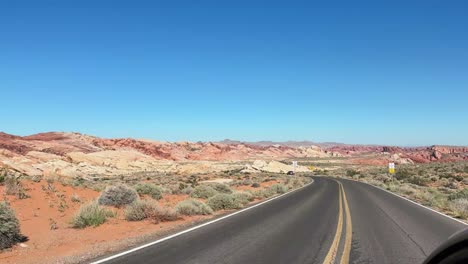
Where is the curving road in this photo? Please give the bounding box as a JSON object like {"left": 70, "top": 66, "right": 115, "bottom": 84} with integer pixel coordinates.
{"left": 92, "top": 177, "right": 467, "bottom": 264}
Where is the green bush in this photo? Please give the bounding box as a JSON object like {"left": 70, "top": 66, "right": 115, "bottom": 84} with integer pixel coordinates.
{"left": 448, "top": 189, "right": 468, "bottom": 201}
{"left": 155, "top": 206, "right": 180, "bottom": 222}
{"left": 464, "top": 166, "right": 468, "bottom": 173}
{"left": 252, "top": 188, "right": 275, "bottom": 199}
{"left": 125, "top": 200, "right": 159, "bottom": 221}
{"left": 71, "top": 201, "right": 115, "bottom": 228}
{"left": 290, "top": 178, "right": 305, "bottom": 188}
{"left": 124, "top": 200, "right": 179, "bottom": 222}
{"left": 4, "top": 176, "right": 29, "bottom": 199}
{"left": 420, "top": 190, "right": 448, "bottom": 209}
{"left": 208, "top": 183, "right": 233, "bottom": 194}
{"left": 449, "top": 198, "right": 468, "bottom": 219}
{"left": 181, "top": 186, "right": 194, "bottom": 195}
{"left": 269, "top": 184, "right": 288, "bottom": 194}
{"left": 407, "top": 176, "right": 431, "bottom": 187}
{"left": 241, "top": 179, "right": 252, "bottom": 186}
{"left": 190, "top": 185, "right": 218, "bottom": 199}
{"left": 251, "top": 183, "right": 261, "bottom": 188}
{"left": 134, "top": 183, "right": 163, "bottom": 200}
{"left": 346, "top": 169, "right": 359, "bottom": 177}
{"left": 175, "top": 199, "right": 213, "bottom": 215}
{"left": 440, "top": 173, "right": 464, "bottom": 182}
{"left": 0, "top": 202, "right": 22, "bottom": 249}
{"left": 98, "top": 184, "right": 139, "bottom": 207}
{"left": 232, "top": 191, "right": 254, "bottom": 206}
{"left": 0, "top": 168, "right": 8, "bottom": 185}
{"left": 207, "top": 194, "right": 241, "bottom": 211}
{"left": 395, "top": 169, "right": 412, "bottom": 181}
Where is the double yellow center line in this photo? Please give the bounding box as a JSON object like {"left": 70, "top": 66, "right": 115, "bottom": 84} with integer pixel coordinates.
{"left": 323, "top": 181, "right": 353, "bottom": 264}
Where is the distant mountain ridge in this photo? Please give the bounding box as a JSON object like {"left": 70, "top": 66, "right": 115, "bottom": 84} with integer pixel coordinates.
{"left": 0, "top": 131, "right": 335, "bottom": 178}
{"left": 219, "top": 139, "right": 345, "bottom": 148}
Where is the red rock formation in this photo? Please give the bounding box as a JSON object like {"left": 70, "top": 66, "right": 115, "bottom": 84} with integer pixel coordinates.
{"left": 1, "top": 132, "right": 467, "bottom": 166}
{"left": 325, "top": 144, "right": 468, "bottom": 163}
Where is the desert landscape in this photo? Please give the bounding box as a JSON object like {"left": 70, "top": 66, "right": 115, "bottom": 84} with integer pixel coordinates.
{"left": 0, "top": 131, "right": 467, "bottom": 263}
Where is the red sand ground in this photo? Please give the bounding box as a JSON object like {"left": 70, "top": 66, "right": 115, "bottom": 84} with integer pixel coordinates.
{"left": 0, "top": 180, "right": 278, "bottom": 264}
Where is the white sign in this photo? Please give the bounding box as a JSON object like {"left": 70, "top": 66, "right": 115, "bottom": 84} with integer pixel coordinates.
{"left": 389, "top": 162, "right": 395, "bottom": 174}
{"left": 292, "top": 161, "right": 298, "bottom": 167}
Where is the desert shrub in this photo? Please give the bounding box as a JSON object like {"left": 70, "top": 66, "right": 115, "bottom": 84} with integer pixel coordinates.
{"left": 134, "top": 183, "right": 163, "bottom": 200}
{"left": 251, "top": 182, "right": 261, "bottom": 188}
{"left": 397, "top": 185, "right": 416, "bottom": 195}
{"left": 395, "top": 169, "right": 412, "bottom": 181}
{"left": 155, "top": 206, "right": 180, "bottom": 222}
{"left": 98, "top": 184, "right": 139, "bottom": 207}
{"left": 163, "top": 184, "right": 182, "bottom": 194}
{"left": 208, "top": 183, "right": 233, "bottom": 194}
{"left": 346, "top": 169, "right": 359, "bottom": 177}
{"left": 386, "top": 183, "right": 416, "bottom": 196}
{"left": 175, "top": 199, "right": 213, "bottom": 216}
{"left": 71, "top": 201, "right": 115, "bottom": 228}
{"left": 159, "top": 186, "right": 173, "bottom": 194}
{"left": 241, "top": 179, "right": 252, "bottom": 186}
{"left": 363, "top": 179, "right": 387, "bottom": 188}
{"left": 464, "top": 165, "right": 468, "bottom": 173}
{"left": 449, "top": 199, "right": 468, "bottom": 219}
{"left": 0, "top": 202, "right": 22, "bottom": 249}
{"left": 440, "top": 173, "right": 464, "bottom": 182}
{"left": 269, "top": 184, "right": 288, "bottom": 194}
{"left": 407, "top": 176, "right": 431, "bottom": 187}
{"left": 0, "top": 169, "right": 6, "bottom": 185}
{"left": 178, "top": 182, "right": 188, "bottom": 190}
{"left": 124, "top": 200, "right": 159, "bottom": 221}
{"left": 445, "top": 180, "right": 459, "bottom": 190}
{"left": 179, "top": 186, "right": 192, "bottom": 195}
{"left": 184, "top": 175, "right": 199, "bottom": 187}
{"left": 232, "top": 191, "right": 254, "bottom": 206}
{"left": 5, "top": 176, "right": 20, "bottom": 195}
{"left": 124, "top": 200, "right": 179, "bottom": 222}
{"left": 207, "top": 194, "right": 241, "bottom": 211}
{"left": 374, "top": 174, "right": 391, "bottom": 183}
{"left": 31, "top": 175, "right": 42, "bottom": 183}
{"left": 419, "top": 190, "right": 448, "bottom": 209}
{"left": 448, "top": 189, "right": 468, "bottom": 201}
{"left": 252, "top": 188, "right": 276, "bottom": 199}
{"left": 71, "top": 193, "right": 81, "bottom": 203}
{"left": 190, "top": 185, "right": 218, "bottom": 199}
{"left": 4, "top": 176, "right": 29, "bottom": 199}
{"left": 290, "top": 178, "right": 305, "bottom": 188}
{"left": 439, "top": 178, "right": 450, "bottom": 186}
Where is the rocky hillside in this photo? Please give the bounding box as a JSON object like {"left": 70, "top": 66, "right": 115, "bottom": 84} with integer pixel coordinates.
{"left": 326, "top": 144, "right": 468, "bottom": 163}
{"left": 0, "top": 132, "right": 329, "bottom": 178}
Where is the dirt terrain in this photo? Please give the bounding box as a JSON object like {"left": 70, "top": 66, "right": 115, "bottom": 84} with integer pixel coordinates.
{"left": 0, "top": 175, "right": 298, "bottom": 264}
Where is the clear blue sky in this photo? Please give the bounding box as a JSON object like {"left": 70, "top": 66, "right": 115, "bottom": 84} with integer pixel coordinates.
{"left": 1, "top": 1, "right": 467, "bottom": 145}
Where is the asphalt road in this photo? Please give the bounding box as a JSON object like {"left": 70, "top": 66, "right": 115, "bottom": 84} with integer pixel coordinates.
{"left": 93, "top": 177, "right": 467, "bottom": 264}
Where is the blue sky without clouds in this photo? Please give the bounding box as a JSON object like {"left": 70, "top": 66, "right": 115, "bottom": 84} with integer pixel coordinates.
{"left": 1, "top": 1, "right": 467, "bottom": 145}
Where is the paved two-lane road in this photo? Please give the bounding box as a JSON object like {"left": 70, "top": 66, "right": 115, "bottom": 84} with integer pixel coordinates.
{"left": 93, "top": 177, "right": 467, "bottom": 264}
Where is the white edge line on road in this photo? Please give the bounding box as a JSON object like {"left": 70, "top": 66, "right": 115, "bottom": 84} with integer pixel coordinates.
{"left": 90, "top": 181, "right": 314, "bottom": 264}
{"left": 341, "top": 177, "right": 468, "bottom": 226}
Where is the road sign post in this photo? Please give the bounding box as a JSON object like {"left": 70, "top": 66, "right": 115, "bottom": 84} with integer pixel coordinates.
{"left": 389, "top": 162, "right": 395, "bottom": 181}
{"left": 292, "top": 161, "right": 298, "bottom": 175}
